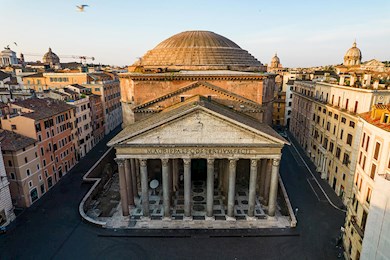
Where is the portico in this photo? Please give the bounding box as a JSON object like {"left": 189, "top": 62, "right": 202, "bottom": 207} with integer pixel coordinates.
{"left": 108, "top": 96, "right": 287, "bottom": 221}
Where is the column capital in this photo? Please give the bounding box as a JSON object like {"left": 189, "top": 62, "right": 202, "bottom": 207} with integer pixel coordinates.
{"left": 250, "top": 159, "right": 258, "bottom": 167}
{"left": 140, "top": 159, "right": 147, "bottom": 167}
{"left": 183, "top": 158, "right": 191, "bottom": 165}
{"left": 272, "top": 158, "right": 281, "bottom": 167}
{"left": 161, "top": 158, "right": 169, "bottom": 166}
{"left": 207, "top": 158, "right": 215, "bottom": 165}
{"left": 229, "top": 158, "right": 238, "bottom": 167}
{"left": 115, "top": 158, "right": 125, "bottom": 167}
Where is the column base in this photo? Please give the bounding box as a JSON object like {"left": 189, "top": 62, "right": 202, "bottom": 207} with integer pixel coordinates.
{"left": 183, "top": 216, "right": 193, "bottom": 221}
{"left": 205, "top": 216, "right": 215, "bottom": 221}
{"left": 226, "top": 216, "right": 236, "bottom": 222}
{"left": 246, "top": 216, "right": 257, "bottom": 221}
{"left": 267, "top": 215, "right": 277, "bottom": 220}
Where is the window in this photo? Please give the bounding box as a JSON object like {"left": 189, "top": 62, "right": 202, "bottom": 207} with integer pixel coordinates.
{"left": 28, "top": 181, "right": 33, "bottom": 188}
{"left": 362, "top": 155, "right": 366, "bottom": 170}
{"left": 26, "top": 169, "right": 31, "bottom": 176}
{"left": 334, "top": 114, "right": 339, "bottom": 120}
{"left": 10, "top": 172, "right": 16, "bottom": 179}
{"left": 373, "top": 142, "right": 381, "bottom": 160}
{"left": 24, "top": 157, "right": 28, "bottom": 163}
{"left": 40, "top": 184, "right": 45, "bottom": 195}
{"left": 370, "top": 164, "right": 376, "bottom": 179}
{"left": 30, "top": 188, "right": 38, "bottom": 203}
{"left": 340, "top": 129, "right": 344, "bottom": 140}
{"left": 361, "top": 133, "right": 366, "bottom": 148}
{"left": 349, "top": 121, "right": 355, "bottom": 128}
{"left": 366, "top": 188, "right": 371, "bottom": 203}
{"left": 336, "top": 147, "right": 341, "bottom": 159}
{"left": 347, "top": 134, "right": 353, "bottom": 145}
{"left": 341, "top": 117, "right": 346, "bottom": 123}
{"left": 37, "top": 164, "right": 40, "bottom": 170}
{"left": 180, "top": 97, "right": 185, "bottom": 102}
{"left": 343, "top": 153, "right": 350, "bottom": 166}
{"left": 365, "top": 136, "right": 370, "bottom": 152}
{"left": 11, "top": 124, "right": 17, "bottom": 130}
{"left": 8, "top": 160, "right": 12, "bottom": 167}
{"left": 328, "top": 111, "right": 332, "bottom": 116}
{"left": 329, "top": 142, "right": 334, "bottom": 153}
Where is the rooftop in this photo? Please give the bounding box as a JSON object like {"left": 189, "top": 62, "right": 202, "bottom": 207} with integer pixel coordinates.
{"left": 360, "top": 104, "right": 390, "bottom": 132}
{"left": 12, "top": 98, "right": 74, "bottom": 120}
{"left": 131, "top": 31, "right": 264, "bottom": 72}
{"left": 0, "top": 129, "right": 36, "bottom": 151}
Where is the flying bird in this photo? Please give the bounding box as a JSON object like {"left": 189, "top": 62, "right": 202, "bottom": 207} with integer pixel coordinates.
{"left": 76, "top": 5, "right": 89, "bottom": 12}
{"left": 14, "top": 42, "right": 18, "bottom": 46}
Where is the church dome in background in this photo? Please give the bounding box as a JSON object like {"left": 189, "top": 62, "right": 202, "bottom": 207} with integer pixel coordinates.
{"left": 343, "top": 41, "right": 362, "bottom": 66}
{"left": 132, "top": 31, "right": 265, "bottom": 72}
{"left": 43, "top": 48, "right": 60, "bottom": 65}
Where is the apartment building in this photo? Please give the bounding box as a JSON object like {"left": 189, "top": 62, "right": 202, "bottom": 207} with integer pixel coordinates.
{"left": 0, "top": 130, "right": 43, "bottom": 208}
{"left": 0, "top": 145, "right": 15, "bottom": 225}
{"left": 291, "top": 79, "right": 390, "bottom": 205}
{"left": 66, "top": 96, "right": 93, "bottom": 158}
{"left": 1, "top": 98, "right": 77, "bottom": 188}
{"left": 344, "top": 104, "right": 390, "bottom": 260}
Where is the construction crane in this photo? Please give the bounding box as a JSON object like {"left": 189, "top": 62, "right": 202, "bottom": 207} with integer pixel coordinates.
{"left": 23, "top": 53, "right": 95, "bottom": 64}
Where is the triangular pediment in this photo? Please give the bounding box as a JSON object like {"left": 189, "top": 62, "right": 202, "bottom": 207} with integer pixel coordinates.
{"left": 363, "top": 59, "right": 384, "bottom": 67}
{"left": 134, "top": 81, "right": 262, "bottom": 113}
{"left": 126, "top": 111, "right": 274, "bottom": 145}
{"left": 109, "top": 98, "right": 287, "bottom": 147}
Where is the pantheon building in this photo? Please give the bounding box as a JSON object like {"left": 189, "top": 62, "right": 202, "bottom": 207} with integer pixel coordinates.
{"left": 108, "top": 31, "right": 295, "bottom": 227}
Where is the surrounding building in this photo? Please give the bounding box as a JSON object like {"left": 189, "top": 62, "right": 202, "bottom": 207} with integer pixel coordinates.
{"left": 344, "top": 104, "right": 390, "bottom": 260}
{"left": 87, "top": 73, "right": 122, "bottom": 134}
{"left": 67, "top": 96, "right": 93, "bottom": 158}
{"left": 0, "top": 46, "right": 18, "bottom": 67}
{"left": 106, "top": 31, "right": 295, "bottom": 228}
{"left": 89, "top": 94, "right": 105, "bottom": 144}
{"left": 291, "top": 79, "right": 390, "bottom": 205}
{"left": 0, "top": 130, "right": 42, "bottom": 208}
{"left": 0, "top": 145, "right": 15, "bottom": 226}
{"left": 1, "top": 98, "right": 77, "bottom": 195}
{"left": 290, "top": 81, "right": 316, "bottom": 151}
{"left": 22, "top": 72, "right": 122, "bottom": 135}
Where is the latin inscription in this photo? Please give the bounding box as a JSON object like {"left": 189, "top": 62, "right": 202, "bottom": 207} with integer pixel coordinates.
{"left": 146, "top": 148, "right": 251, "bottom": 155}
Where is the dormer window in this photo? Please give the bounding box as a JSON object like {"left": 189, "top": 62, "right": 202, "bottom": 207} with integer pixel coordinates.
{"left": 384, "top": 113, "right": 389, "bottom": 123}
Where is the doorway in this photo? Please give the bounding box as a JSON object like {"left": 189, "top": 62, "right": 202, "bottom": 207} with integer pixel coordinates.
{"left": 191, "top": 159, "right": 207, "bottom": 181}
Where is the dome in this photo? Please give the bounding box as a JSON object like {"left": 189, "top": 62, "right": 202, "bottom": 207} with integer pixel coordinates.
{"left": 343, "top": 41, "right": 362, "bottom": 66}
{"left": 43, "top": 48, "right": 60, "bottom": 64}
{"left": 271, "top": 53, "right": 280, "bottom": 63}
{"left": 133, "top": 31, "right": 264, "bottom": 72}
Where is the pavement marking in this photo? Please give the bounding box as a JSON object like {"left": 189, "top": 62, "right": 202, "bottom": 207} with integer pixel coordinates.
{"left": 287, "top": 136, "right": 347, "bottom": 213}
{"left": 306, "top": 179, "right": 320, "bottom": 201}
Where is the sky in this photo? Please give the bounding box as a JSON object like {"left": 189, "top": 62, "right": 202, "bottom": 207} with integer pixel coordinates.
{"left": 1, "top": 0, "right": 390, "bottom": 68}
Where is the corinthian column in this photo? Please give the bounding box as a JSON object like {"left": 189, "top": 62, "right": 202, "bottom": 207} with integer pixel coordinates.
{"left": 183, "top": 159, "right": 191, "bottom": 218}
{"left": 227, "top": 159, "right": 237, "bottom": 218}
{"left": 161, "top": 159, "right": 170, "bottom": 218}
{"left": 115, "top": 158, "right": 129, "bottom": 216}
{"left": 268, "top": 158, "right": 280, "bottom": 217}
{"left": 248, "top": 159, "right": 258, "bottom": 217}
{"left": 206, "top": 158, "right": 215, "bottom": 218}
{"left": 125, "top": 159, "right": 134, "bottom": 206}
{"left": 140, "top": 159, "right": 149, "bottom": 217}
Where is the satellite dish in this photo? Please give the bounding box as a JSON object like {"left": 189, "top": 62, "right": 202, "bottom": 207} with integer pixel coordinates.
{"left": 150, "top": 179, "right": 159, "bottom": 189}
